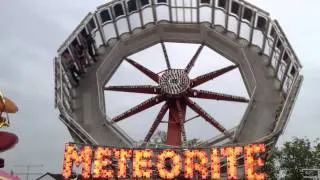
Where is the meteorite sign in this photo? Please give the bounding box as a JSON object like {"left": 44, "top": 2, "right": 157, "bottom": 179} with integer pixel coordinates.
{"left": 62, "top": 143, "right": 267, "bottom": 179}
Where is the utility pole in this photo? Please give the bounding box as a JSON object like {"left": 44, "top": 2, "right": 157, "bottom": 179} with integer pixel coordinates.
{"left": 14, "top": 164, "right": 43, "bottom": 180}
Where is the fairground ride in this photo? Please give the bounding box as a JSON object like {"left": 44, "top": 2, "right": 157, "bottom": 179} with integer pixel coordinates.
{"left": 54, "top": 0, "right": 303, "bottom": 176}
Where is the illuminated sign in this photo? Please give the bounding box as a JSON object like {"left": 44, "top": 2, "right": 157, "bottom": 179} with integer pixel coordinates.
{"left": 62, "top": 143, "right": 266, "bottom": 179}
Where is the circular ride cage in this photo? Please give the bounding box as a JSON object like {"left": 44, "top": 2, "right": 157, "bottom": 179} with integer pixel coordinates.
{"left": 54, "top": 0, "right": 303, "bottom": 171}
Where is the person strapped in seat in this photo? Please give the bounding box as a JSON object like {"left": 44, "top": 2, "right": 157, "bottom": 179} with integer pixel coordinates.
{"left": 61, "top": 50, "right": 81, "bottom": 87}
{"left": 71, "top": 41, "right": 87, "bottom": 74}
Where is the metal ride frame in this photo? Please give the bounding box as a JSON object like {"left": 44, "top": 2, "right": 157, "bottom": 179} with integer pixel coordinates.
{"left": 54, "top": 0, "right": 303, "bottom": 151}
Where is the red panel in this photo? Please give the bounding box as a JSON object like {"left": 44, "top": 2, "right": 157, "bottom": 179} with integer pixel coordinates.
{"left": 0, "top": 131, "right": 18, "bottom": 152}
{"left": 144, "top": 103, "right": 169, "bottom": 143}
{"left": 125, "top": 58, "right": 160, "bottom": 83}
{"left": 0, "top": 158, "right": 4, "bottom": 168}
{"left": 187, "top": 89, "right": 249, "bottom": 103}
{"left": 184, "top": 98, "right": 233, "bottom": 139}
{"left": 185, "top": 44, "right": 204, "bottom": 74}
{"left": 191, "top": 65, "right": 238, "bottom": 88}
{"left": 112, "top": 95, "right": 165, "bottom": 123}
{"left": 105, "top": 85, "right": 161, "bottom": 95}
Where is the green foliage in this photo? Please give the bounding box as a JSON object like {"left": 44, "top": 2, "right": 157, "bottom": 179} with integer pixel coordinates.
{"left": 149, "top": 132, "right": 320, "bottom": 179}
{"left": 265, "top": 137, "right": 320, "bottom": 179}
{"left": 280, "top": 138, "right": 314, "bottom": 179}
{"left": 263, "top": 147, "right": 281, "bottom": 180}
{"left": 149, "top": 130, "right": 201, "bottom": 147}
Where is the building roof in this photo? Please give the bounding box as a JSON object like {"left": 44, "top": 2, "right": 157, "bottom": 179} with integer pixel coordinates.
{"left": 0, "top": 170, "right": 20, "bottom": 180}
{"left": 35, "top": 172, "right": 64, "bottom": 180}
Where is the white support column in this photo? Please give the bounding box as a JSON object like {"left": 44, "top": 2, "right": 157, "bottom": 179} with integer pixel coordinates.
{"left": 110, "top": 6, "right": 120, "bottom": 38}
{"left": 196, "top": 0, "right": 200, "bottom": 23}
{"left": 169, "top": 0, "right": 173, "bottom": 22}
{"left": 249, "top": 11, "right": 257, "bottom": 44}
{"left": 60, "top": 66, "right": 72, "bottom": 105}
{"left": 174, "top": 0, "right": 178, "bottom": 22}
{"left": 151, "top": 0, "right": 158, "bottom": 23}
{"left": 268, "top": 36, "right": 278, "bottom": 66}
{"left": 182, "top": 0, "right": 185, "bottom": 23}
{"left": 137, "top": 0, "right": 145, "bottom": 28}
{"left": 275, "top": 48, "right": 285, "bottom": 78}
{"left": 236, "top": 3, "right": 244, "bottom": 38}
{"left": 260, "top": 18, "right": 271, "bottom": 54}
{"left": 211, "top": 0, "right": 216, "bottom": 26}
{"left": 54, "top": 57, "right": 59, "bottom": 108}
{"left": 224, "top": 0, "right": 230, "bottom": 31}
{"left": 280, "top": 61, "right": 291, "bottom": 91}
{"left": 58, "top": 56, "right": 64, "bottom": 110}
{"left": 94, "top": 13, "right": 107, "bottom": 45}
{"left": 123, "top": 2, "right": 132, "bottom": 33}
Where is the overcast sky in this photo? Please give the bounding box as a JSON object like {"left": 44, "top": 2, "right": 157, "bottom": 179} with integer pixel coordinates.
{"left": 0, "top": 0, "right": 319, "bottom": 178}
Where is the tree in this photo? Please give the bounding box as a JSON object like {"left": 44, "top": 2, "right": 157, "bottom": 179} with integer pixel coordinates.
{"left": 264, "top": 137, "right": 320, "bottom": 179}
{"left": 147, "top": 132, "right": 320, "bottom": 179}
{"left": 149, "top": 130, "right": 201, "bottom": 147}
{"left": 263, "top": 147, "right": 280, "bottom": 180}
{"left": 312, "top": 138, "right": 320, "bottom": 167}
{"left": 280, "top": 137, "right": 315, "bottom": 179}
{"left": 151, "top": 130, "right": 167, "bottom": 145}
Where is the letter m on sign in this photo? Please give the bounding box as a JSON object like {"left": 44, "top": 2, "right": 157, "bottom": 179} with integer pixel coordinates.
{"left": 62, "top": 144, "right": 93, "bottom": 179}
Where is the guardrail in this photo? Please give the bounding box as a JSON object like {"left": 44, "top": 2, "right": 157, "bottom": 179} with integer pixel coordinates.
{"left": 257, "top": 75, "right": 303, "bottom": 143}
{"left": 59, "top": 113, "right": 98, "bottom": 145}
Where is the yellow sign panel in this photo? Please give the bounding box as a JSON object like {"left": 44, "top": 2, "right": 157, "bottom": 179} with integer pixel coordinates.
{"left": 62, "top": 143, "right": 267, "bottom": 179}
{"left": 0, "top": 92, "right": 18, "bottom": 114}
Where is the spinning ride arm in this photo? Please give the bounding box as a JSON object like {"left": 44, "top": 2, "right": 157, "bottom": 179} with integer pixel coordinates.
{"left": 105, "top": 51, "right": 247, "bottom": 146}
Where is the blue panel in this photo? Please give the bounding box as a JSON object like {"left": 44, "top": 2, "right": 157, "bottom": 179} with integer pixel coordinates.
{"left": 283, "top": 52, "right": 289, "bottom": 64}
{"left": 157, "top": 0, "right": 167, "bottom": 3}
{"left": 218, "top": 0, "right": 226, "bottom": 9}
{"left": 290, "top": 66, "right": 296, "bottom": 76}
{"left": 100, "top": 9, "right": 112, "bottom": 23}
{"left": 231, "top": 1, "right": 240, "bottom": 16}
{"left": 243, "top": 7, "right": 252, "bottom": 22}
{"left": 276, "top": 40, "right": 282, "bottom": 50}
{"left": 88, "top": 18, "right": 96, "bottom": 30}
{"left": 128, "top": 0, "right": 138, "bottom": 12}
{"left": 114, "top": 3, "right": 124, "bottom": 17}
{"left": 140, "top": 0, "right": 150, "bottom": 7}
{"left": 257, "top": 16, "right": 267, "bottom": 31}
{"left": 270, "top": 27, "right": 277, "bottom": 39}
{"left": 200, "top": 0, "right": 210, "bottom": 4}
